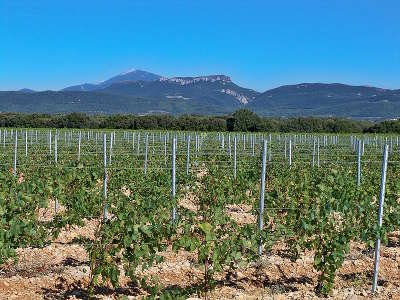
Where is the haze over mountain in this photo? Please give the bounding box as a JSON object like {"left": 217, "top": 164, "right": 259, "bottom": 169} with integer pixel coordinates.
{"left": 1, "top": 69, "right": 399, "bottom": 119}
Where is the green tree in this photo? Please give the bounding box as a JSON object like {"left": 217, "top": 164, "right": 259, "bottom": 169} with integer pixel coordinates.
{"left": 227, "top": 109, "right": 262, "bottom": 132}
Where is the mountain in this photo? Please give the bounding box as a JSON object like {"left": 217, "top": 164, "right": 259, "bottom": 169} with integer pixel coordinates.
{"left": 100, "top": 69, "right": 162, "bottom": 86}
{"left": 0, "top": 90, "right": 234, "bottom": 115}
{"left": 62, "top": 83, "right": 99, "bottom": 92}
{"left": 248, "top": 83, "right": 400, "bottom": 119}
{"left": 101, "top": 75, "right": 259, "bottom": 106}
{"left": 62, "top": 69, "right": 162, "bottom": 91}
{"left": 18, "top": 88, "right": 36, "bottom": 93}
{"left": 0, "top": 75, "right": 258, "bottom": 115}
{"left": 1, "top": 71, "right": 400, "bottom": 119}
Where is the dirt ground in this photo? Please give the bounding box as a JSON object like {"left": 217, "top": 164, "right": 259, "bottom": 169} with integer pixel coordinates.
{"left": 1, "top": 199, "right": 400, "bottom": 300}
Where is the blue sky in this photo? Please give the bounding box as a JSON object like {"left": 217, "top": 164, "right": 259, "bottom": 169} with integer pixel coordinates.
{"left": 0, "top": 0, "right": 399, "bottom": 91}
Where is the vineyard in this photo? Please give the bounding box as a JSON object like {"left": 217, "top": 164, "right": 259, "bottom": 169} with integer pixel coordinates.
{"left": 1, "top": 129, "right": 400, "bottom": 299}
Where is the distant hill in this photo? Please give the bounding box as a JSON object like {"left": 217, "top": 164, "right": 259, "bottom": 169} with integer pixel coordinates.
{"left": 247, "top": 83, "right": 400, "bottom": 119}
{"left": 62, "top": 69, "right": 162, "bottom": 91}
{"left": 1, "top": 70, "right": 400, "bottom": 119}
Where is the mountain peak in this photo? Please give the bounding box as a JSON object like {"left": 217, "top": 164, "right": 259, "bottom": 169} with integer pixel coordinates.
{"left": 101, "top": 69, "right": 162, "bottom": 85}
{"left": 119, "top": 68, "right": 137, "bottom": 75}
{"left": 18, "top": 88, "right": 36, "bottom": 93}
{"left": 63, "top": 69, "right": 162, "bottom": 91}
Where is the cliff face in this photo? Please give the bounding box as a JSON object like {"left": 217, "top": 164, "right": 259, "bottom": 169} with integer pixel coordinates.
{"left": 160, "top": 75, "right": 232, "bottom": 85}
{"left": 220, "top": 88, "right": 254, "bottom": 104}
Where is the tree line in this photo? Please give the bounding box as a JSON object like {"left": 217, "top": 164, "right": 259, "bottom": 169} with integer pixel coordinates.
{"left": 0, "top": 109, "right": 398, "bottom": 133}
